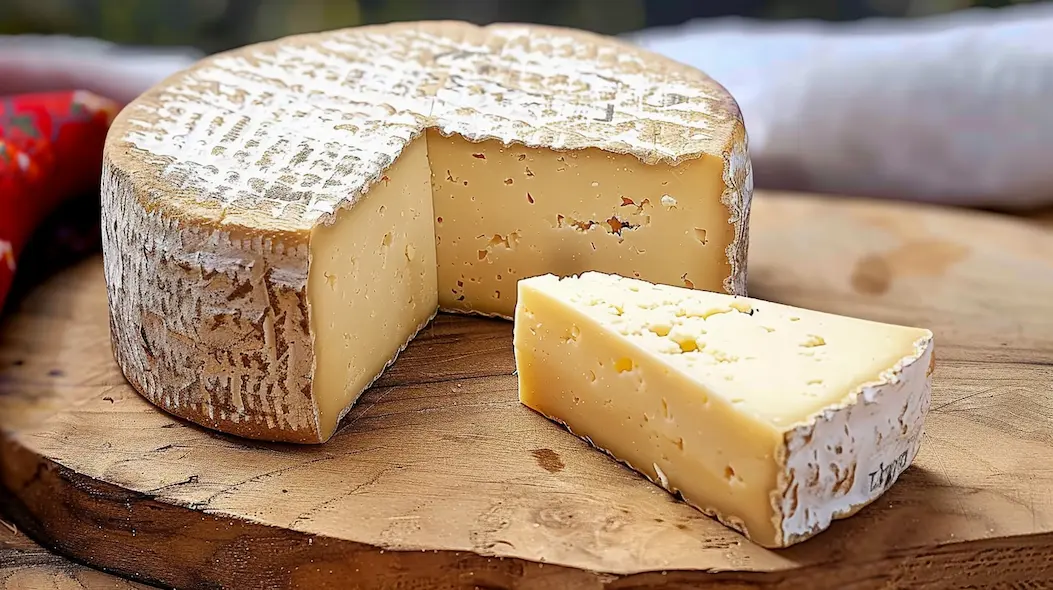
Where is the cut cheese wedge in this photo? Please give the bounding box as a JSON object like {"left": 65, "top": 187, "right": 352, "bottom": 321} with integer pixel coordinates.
{"left": 101, "top": 21, "right": 752, "bottom": 443}
{"left": 513, "top": 272, "right": 935, "bottom": 548}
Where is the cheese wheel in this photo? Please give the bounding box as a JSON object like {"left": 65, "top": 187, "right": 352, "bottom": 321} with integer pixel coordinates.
{"left": 101, "top": 21, "right": 753, "bottom": 443}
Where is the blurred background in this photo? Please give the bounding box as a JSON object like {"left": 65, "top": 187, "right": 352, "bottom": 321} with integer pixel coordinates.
{"left": 3, "top": 0, "right": 1052, "bottom": 220}
{"left": 0, "top": 0, "right": 1045, "bottom": 54}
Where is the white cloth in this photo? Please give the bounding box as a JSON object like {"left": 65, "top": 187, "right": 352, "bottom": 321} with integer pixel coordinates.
{"left": 626, "top": 4, "right": 1053, "bottom": 209}
{"left": 3, "top": 12, "right": 1052, "bottom": 210}
{"left": 0, "top": 35, "right": 201, "bottom": 105}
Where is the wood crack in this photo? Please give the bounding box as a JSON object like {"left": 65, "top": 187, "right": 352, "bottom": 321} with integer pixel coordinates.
{"left": 288, "top": 469, "right": 388, "bottom": 529}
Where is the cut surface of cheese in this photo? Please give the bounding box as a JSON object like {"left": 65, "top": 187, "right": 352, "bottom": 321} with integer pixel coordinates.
{"left": 101, "top": 21, "right": 752, "bottom": 443}
{"left": 513, "top": 272, "right": 934, "bottom": 548}
{"left": 428, "top": 130, "right": 736, "bottom": 316}
{"left": 308, "top": 137, "right": 438, "bottom": 437}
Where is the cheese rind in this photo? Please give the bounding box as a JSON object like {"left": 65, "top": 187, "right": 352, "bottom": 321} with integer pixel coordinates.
{"left": 512, "top": 272, "right": 934, "bottom": 548}
{"left": 101, "top": 21, "right": 751, "bottom": 442}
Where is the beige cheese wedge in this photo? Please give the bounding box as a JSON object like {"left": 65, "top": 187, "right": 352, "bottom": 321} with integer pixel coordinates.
{"left": 102, "top": 21, "right": 752, "bottom": 443}
{"left": 513, "top": 272, "right": 934, "bottom": 548}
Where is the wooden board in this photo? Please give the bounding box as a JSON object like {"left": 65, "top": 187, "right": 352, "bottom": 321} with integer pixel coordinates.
{"left": 0, "top": 523, "right": 151, "bottom": 590}
{"left": 1032, "top": 207, "right": 1053, "bottom": 227}
{"left": 2, "top": 191, "right": 1053, "bottom": 589}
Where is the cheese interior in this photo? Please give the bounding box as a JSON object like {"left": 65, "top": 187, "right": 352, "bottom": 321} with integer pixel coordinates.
{"left": 513, "top": 272, "right": 930, "bottom": 546}
{"left": 309, "top": 133, "right": 731, "bottom": 438}
{"left": 309, "top": 138, "right": 437, "bottom": 437}
{"left": 428, "top": 129, "right": 731, "bottom": 317}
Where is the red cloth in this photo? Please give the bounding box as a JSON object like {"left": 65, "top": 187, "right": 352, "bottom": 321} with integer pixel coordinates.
{"left": 0, "top": 90, "right": 118, "bottom": 308}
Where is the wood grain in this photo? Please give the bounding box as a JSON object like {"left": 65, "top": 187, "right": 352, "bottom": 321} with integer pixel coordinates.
{"left": 0, "top": 519, "right": 152, "bottom": 589}
{"left": 2, "top": 191, "right": 1053, "bottom": 589}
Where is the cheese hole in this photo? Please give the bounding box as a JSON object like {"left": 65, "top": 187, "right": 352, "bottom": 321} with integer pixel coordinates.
{"left": 672, "top": 335, "right": 698, "bottom": 353}
{"left": 614, "top": 357, "right": 634, "bottom": 373}
{"left": 494, "top": 290, "right": 501, "bottom": 299}
{"left": 790, "top": 316, "right": 801, "bottom": 322}
{"left": 568, "top": 325, "right": 581, "bottom": 342}
{"left": 648, "top": 324, "right": 671, "bottom": 337}
{"left": 472, "top": 153, "right": 486, "bottom": 160}
{"left": 381, "top": 233, "right": 392, "bottom": 247}
{"left": 404, "top": 244, "right": 415, "bottom": 262}
{"left": 504, "top": 178, "right": 514, "bottom": 185}
{"left": 673, "top": 437, "right": 684, "bottom": 451}
{"left": 436, "top": 216, "right": 444, "bottom": 224}
{"left": 526, "top": 192, "right": 534, "bottom": 204}
{"left": 661, "top": 398, "right": 670, "bottom": 419}
{"left": 587, "top": 370, "right": 596, "bottom": 382}
{"left": 729, "top": 301, "right": 753, "bottom": 314}
{"left": 681, "top": 273, "right": 695, "bottom": 289}
{"left": 694, "top": 228, "right": 708, "bottom": 244}
{"left": 478, "top": 250, "right": 487, "bottom": 260}
{"left": 801, "top": 335, "right": 826, "bottom": 348}
{"left": 379, "top": 205, "right": 386, "bottom": 214}
{"left": 463, "top": 180, "right": 469, "bottom": 186}
{"left": 724, "top": 465, "right": 742, "bottom": 484}
{"left": 487, "top": 233, "right": 514, "bottom": 249}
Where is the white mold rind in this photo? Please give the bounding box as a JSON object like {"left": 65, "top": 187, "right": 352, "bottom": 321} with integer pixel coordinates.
{"left": 771, "top": 334, "right": 935, "bottom": 546}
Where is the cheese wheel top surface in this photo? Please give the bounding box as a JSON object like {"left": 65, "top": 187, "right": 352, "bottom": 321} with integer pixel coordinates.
{"left": 105, "top": 21, "right": 746, "bottom": 239}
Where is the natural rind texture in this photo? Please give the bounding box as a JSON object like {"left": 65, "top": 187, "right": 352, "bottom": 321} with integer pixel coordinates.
{"left": 513, "top": 273, "right": 934, "bottom": 547}
{"left": 773, "top": 338, "right": 933, "bottom": 546}
{"left": 101, "top": 21, "right": 751, "bottom": 443}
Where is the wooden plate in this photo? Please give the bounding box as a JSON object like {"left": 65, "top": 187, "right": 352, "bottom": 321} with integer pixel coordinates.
{"left": 2, "top": 191, "right": 1052, "bottom": 589}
